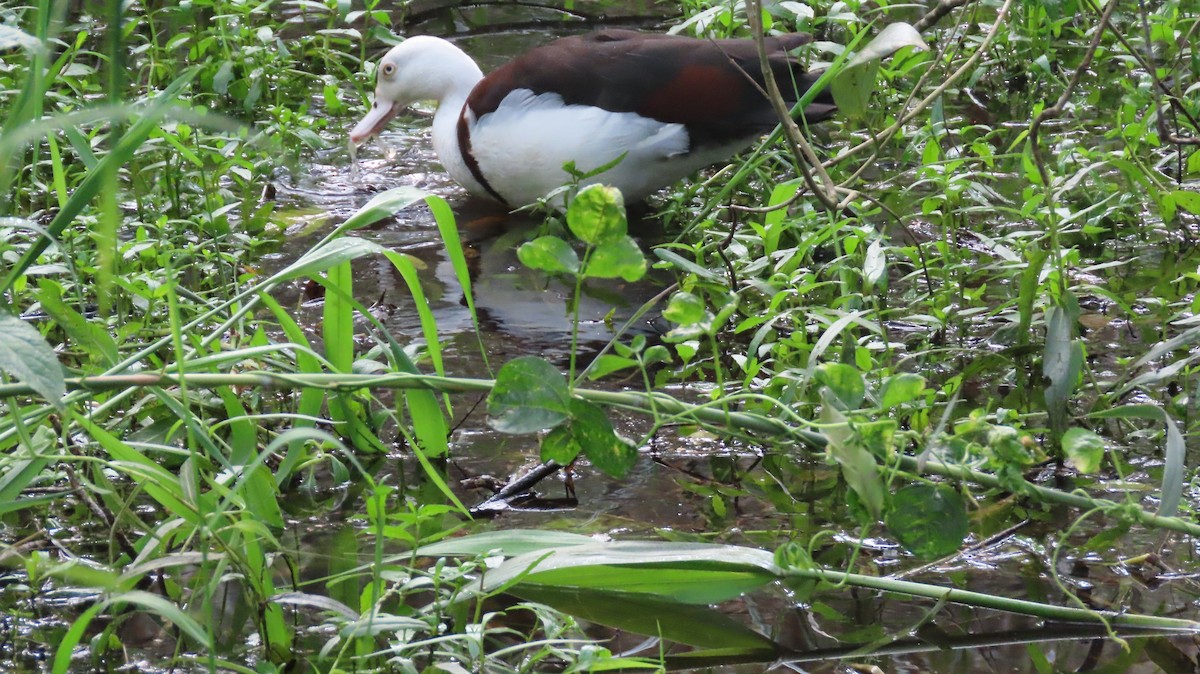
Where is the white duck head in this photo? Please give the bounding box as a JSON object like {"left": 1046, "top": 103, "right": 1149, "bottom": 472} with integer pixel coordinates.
{"left": 349, "top": 37, "right": 483, "bottom": 145}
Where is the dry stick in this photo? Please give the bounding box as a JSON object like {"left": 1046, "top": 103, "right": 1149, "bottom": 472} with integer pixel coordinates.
{"left": 744, "top": 0, "right": 839, "bottom": 211}
{"left": 824, "top": 0, "right": 1015, "bottom": 169}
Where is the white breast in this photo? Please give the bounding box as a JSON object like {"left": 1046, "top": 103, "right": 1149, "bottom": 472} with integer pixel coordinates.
{"left": 465, "top": 89, "right": 722, "bottom": 207}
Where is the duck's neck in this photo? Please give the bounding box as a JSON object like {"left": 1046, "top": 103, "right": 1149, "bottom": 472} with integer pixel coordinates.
{"left": 430, "top": 56, "right": 485, "bottom": 197}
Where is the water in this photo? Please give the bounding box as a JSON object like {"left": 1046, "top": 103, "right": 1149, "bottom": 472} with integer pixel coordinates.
{"left": 257, "top": 13, "right": 1198, "bottom": 674}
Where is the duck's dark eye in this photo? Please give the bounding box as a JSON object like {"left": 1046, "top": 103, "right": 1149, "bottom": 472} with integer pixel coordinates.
{"left": 382, "top": 63, "right": 395, "bottom": 76}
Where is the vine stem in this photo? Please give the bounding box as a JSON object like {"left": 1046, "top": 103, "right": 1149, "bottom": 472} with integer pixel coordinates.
{"left": 7, "top": 371, "right": 1199, "bottom": 538}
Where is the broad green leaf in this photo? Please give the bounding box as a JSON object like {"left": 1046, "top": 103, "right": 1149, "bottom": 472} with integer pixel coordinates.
{"left": 831, "top": 59, "right": 878, "bottom": 119}
{"left": 846, "top": 22, "right": 928, "bottom": 68}
{"left": 586, "top": 354, "right": 639, "bottom": 379}
{"left": 820, "top": 390, "right": 884, "bottom": 518}
{"left": 481, "top": 541, "right": 780, "bottom": 603}
{"left": 1160, "top": 412, "right": 1186, "bottom": 518}
{"left": 0, "top": 312, "right": 65, "bottom": 406}
{"left": 885, "top": 484, "right": 967, "bottom": 559}
{"left": 663, "top": 291, "right": 706, "bottom": 325}
{"left": 512, "top": 585, "right": 779, "bottom": 651}
{"left": 879, "top": 373, "right": 926, "bottom": 408}
{"left": 542, "top": 399, "right": 636, "bottom": 475}
{"left": 1171, "top": 189, "right": 1200, "bottom": 216}
{"left": 0, "top": 425, "right": 55, "bottom": 515}
{"left": 417, "top": 529, "right": 597, "bottom": 558}
{"left": 518, "top": 236, "right": 580, "bottom": 275}
{"left": 573, "top": 400, "right": 638, "bottom": 477}
{"left": 1043, "top": 301, "right": 1082, "bottom": 437}
{"left": 815, "top": 363, "right": 865, "bottom": 409}
{"left": 333, "top": 185, "right": 427, "bottom": 236}
{"left": 488, "top": 356, "right": 571, "bottom": 433}
{"left": 239, "top": 465, "right": 285, "bottom": 529}
{"left": 542, "top": 423, "right": 583, "bottom": 465}
{"left": 832, "top": 23, "right": 926, "bottom": 119}
{"left": 1188, "top": 149, "right": 1200, "bottom": 176}
{"left": 274, "top": 236, "right": 390, "bottom": 283}
{"left": 567, "top": 184, "right": 626, "bottom": 245}
{"left": 587, "top": 236, "right": 646, "bottom": 281}
{"left": 1062, "top": 428, "right": 1104, "bottom": 474}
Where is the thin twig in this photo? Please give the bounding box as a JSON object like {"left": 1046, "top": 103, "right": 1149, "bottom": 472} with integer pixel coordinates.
{"left": 824, "top": 0, "right": 1015, "bottom": 169}
{"left": 914, "top": 0, "right": 973, "bottom": 33}
{"left": 744, "top": 0, "right": 839, "bottom": 210}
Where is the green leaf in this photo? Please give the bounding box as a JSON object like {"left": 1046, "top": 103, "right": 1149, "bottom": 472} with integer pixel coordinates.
{"left": 1093, "top": 405, "right": 1188, "bottom": 517}
{"left": 542, "top": 399, "right": 637, "bottom": 477}
{"left": 663, "top": 291, "right": 706, "bottom": 325}
{"left": 1062, "top": 428, "right": 1104, "bottom": 474}
{"left": 542, "top": 423, "right": 582, "bottom": 465}
{"left": 831, "top": 59, "right": 878, "bottom": 119}
{"left": 567, "top": 184, "right": 626, "bottom": 245}
{"left": 1171, "top": 189, "right": 1200, "bottom": 216}
{"left": 815, "top": 363, "right": 865, "bottom": 409}
{"left": 240, "top": 466, "right": 285, "bottom": 529}
{"left": 850, "top": 22, "right": 928, "bottom": 65}
{"left": 416, "top": 529, "right": 597, "bottom": 558}
{"left": 0, "top": 425, "right": 55, "bottom": 515}
{"left": 586, "top": 354, "right": 639, "bottom": 379}
{"left": 0, "top": 312, "right": 65, "bottom": 406}
{"left": 512, "top": 585, "right": 779, "bottom": 651}
{"left": 53, "top": 590, "right": 213, "bottom": 674}
{"left": 517, "top": 236, "right": 580, "bottom": 275}
{"left": 1043, "top": 300, "right": 1082, "bottom": 437}
{"left": 832, "top": 23, "right": 926, "bottom": 119}
{"left": 587, "top": 236, "right": 646, "bottom": 281}
{"left": 879, "top": 373, "right": 926, "bottom": 408}
{"left": 885, "top": 484, "right": 968, "bottom": 559}
{"left": 274, "top": 236, "right": 390, "bottom": 283}
{"left": 820, "top": 390, "right": 884, "bottom": 518}
{"left": 35, "top": 281, "right": 119, "bottom": 366}
{"left": 576, "top": 401, "right": 637, "bottom": 477}
{"left": 1187, "top": 148, "right": 1200, "bottom": 176}
{"left": 481, "top": 541, "right": 781, "bottom": 603}
{"left": 488, "top": 356, "right": 571, "bottom": 434}
{"left": 334, "top": 186, "right": 428, "bottom": 236}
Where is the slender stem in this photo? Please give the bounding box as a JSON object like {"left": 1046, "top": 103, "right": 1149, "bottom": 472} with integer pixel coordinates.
{"left": 783, "top": 566, "right": 1200, "bottom": 630}
{"left": 5, "top": 371, "right": 1198, "bottom": 538}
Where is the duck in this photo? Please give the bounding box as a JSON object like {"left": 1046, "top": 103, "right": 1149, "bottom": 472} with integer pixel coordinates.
{"left": 349, "top": 29, "right": 835, "bottom": 208}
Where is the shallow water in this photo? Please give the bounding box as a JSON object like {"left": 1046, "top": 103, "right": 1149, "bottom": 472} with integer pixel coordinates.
{"left": 261, "top": 14, "right": 1199, "bottom": 674}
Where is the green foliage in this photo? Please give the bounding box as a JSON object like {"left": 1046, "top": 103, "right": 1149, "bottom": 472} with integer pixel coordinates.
{"left": 488, "top": 356, "right": 638, "bottom": 476}
{"left": 885, "top": 484, "right": 969, "bottom": 559}
{"left": 1, "top": 0, "right": 1199, "bottom": 670}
